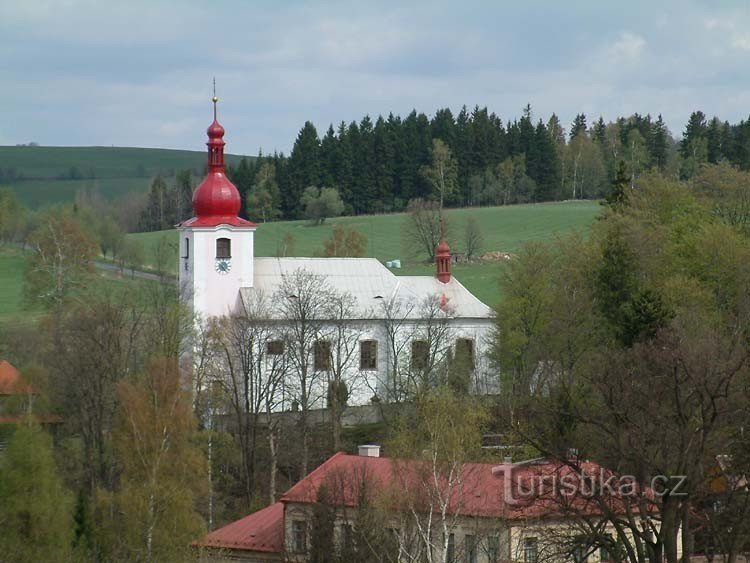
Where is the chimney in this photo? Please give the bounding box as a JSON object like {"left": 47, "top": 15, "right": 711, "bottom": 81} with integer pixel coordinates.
{"left": 358, "top": 444, "right": 380, "bottom": 458}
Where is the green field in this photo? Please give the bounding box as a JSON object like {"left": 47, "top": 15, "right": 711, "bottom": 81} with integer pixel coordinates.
{"left": 0, "top": 145, "right": 248, "bottom": 207}
{"left": 130, "top": 201, "right": 601, "bottom": 306}
{"left": 0, "top": 247, "right": 160, "bottom": 327}
{"left": 0, "top": 248, "right": 46, "bottom": 329}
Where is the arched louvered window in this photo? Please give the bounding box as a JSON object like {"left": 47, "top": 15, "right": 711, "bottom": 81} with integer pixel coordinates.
{"left": 216, "top": 238, "right": 231, "bottom": 259}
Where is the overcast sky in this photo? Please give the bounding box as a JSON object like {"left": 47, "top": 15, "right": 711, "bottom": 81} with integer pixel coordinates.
{"left": 1, "top": 0, "right": 749, "bottom": 155}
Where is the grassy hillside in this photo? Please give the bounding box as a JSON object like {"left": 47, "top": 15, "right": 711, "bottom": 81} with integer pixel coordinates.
{"left": 0, "top": 249, "right": 44, "bottom": 328}
{"left": 0, "top": 247, "right": 159, "bottom": 327}
{"left": 130, "top": 201, "right": 601, "bottom": 306}
{"left": 0, "top": 146, "right": 247, "bottom": 207}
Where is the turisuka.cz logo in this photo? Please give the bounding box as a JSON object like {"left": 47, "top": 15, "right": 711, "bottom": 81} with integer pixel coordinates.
{"left": 491, "top": 463, "right": 687, "bottom": 505}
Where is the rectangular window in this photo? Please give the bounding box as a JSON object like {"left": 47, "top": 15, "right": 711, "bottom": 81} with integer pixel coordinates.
{"left": 183, "top": 237, "right": 190, "bottom": 259}
{"left": 292, "top": 520, "right": 306, "bottom": 553}
{"left": 465, "top": 534, "right": 477, "bottom": 563}
{"left": 524, "top": 538, "right": 538, "bottom": 563}
{"left": 573, "top": 545, "right": 587, "bottom": 563}
{"left": 314, "top": 340, "right": 331, "bottom": 370}
{"left": 600, "top": 546, "right": 610, "bottom": 562}
{"left": 340, "top": 523, "right": 353, "bottom": 552}
{"left": 455, "top": 338, "right": 475, "bottom": 368}
{"left": 411, "top": 340, "right": 429, "bottom": 370}
{"left": 487, "top": 535, "right": 500, "bottom": 563}
{"left": 360, "top": 340, "right": 377, "bottom": 370}
{"left": 216, "top": 237, "right": 231, "bottom": 259}
{"left": 266, "top": 340, "right": 284, "bottom": 355}
{"left": 446, "top": 533, "right": 455, "bottom": 563}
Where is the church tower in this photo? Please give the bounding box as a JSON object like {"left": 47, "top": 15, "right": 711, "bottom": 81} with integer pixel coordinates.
{"left": 177, "top": 95, "right": 256, "bottom": 320}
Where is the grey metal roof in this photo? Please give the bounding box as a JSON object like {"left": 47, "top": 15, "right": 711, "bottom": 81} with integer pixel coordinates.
{"left": 239, "top": 257, "right": 493, "bottom": 320}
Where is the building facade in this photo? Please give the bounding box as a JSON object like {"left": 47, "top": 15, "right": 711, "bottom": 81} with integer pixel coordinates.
{"left": 178, "top": 99, "right": 495, "bottom": 407}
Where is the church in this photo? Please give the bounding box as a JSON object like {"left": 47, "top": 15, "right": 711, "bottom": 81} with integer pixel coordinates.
{"left": 177, "top": 98, "right": 495, "bottom": 405}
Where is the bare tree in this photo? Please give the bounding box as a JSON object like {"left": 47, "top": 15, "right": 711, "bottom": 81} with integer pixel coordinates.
{"left": 406, "top": 295, "right": 455, "bottom": 396}
{"left": 210, "top": 289, "right": 288, "bottom": 508}
{"left": 404, "top": 199, "right": 445, "bottom": 263}
{"left": 463, "top": 214, "right": 484, "bottom": 260}
{"left": 324, "top": 290, "right": 369, "bottom": 451}
{"left": 378, "top": 294, "right": 417, "bottom": 403}
{"left": 275, "top": 268, "right": 336, "bottom": 476}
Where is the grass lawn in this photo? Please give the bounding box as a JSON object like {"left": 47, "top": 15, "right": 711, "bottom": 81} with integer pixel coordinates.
{"left": 129, "top": 200, "right": 602, "bottom": 306}
{"left": 0, "top": 248, "right": 160, "bottom": 329}
{"left": 0, "top": 249, "right": 42, "bottom": 327}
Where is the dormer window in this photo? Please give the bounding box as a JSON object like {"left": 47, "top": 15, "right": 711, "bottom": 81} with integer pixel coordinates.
{"left": 216, "top": 238, "right": 231, "bottom": 259}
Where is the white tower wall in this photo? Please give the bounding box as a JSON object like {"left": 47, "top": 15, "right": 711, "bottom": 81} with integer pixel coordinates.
{"left": 178, "top": 225, "right": 255, "bottom": 320}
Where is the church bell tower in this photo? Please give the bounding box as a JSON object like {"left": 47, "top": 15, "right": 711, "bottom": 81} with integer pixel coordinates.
{"left": 177, "top": 94, "right": 256, "bottom": 320}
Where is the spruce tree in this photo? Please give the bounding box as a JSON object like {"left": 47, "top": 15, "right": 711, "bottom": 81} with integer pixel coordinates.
{"left": 0, "top": 422, "right": 74, "bottom": 562}
{"left": 604, "top": 160, "right": 630, "bottom": 211}
{"left": 650, "top": 115, "right": 669, "bottom": 170}
{"left": 680, "top": 111, "right": 708, "bottom": 158}
{"left": 570, "top": 113, "right": 588, "bottom": 140}
{"left": 530, "top": 120, "right": 560, "bottom": 202}
{"left": 287, "top": 121, "right": 321, "bottom": 218}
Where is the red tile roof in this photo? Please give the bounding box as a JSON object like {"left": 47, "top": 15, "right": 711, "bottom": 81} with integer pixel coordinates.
{"left": 197, "top": 502, "right": 284, "bottom": 553}
{"left": 0, "top": 361, "right": 35, "bottom": 395}
{"left": 280, "top": 452, "right": 652, "bottom": 520}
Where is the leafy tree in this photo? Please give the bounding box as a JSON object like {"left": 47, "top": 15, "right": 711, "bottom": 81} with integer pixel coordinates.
{"left": 421, "top": 138, "right": 457, "bottom": 209}
{"left": 493, "top": 172, "right": 750, "bottom": 563}
{"left": 24, "top": 212, "right": 97, "bottom": 307}
{"left": 118, "top": 237, "right": 145, "bottom": 278}
{"left": 388, "top": 387, "right": 489, "bottom": 561}
{"left": 246, "top": 162, "right": 281, "bottom": 223}
{"left": 97, "top": 215, "right": 125, "bottom": 260}
{"left": 301, "top": 186, "right": 344, "bottom": 225}
{"left": 104, "top": 358, "right": 206, "bottom": 562}
{"left": 0, "top": 421, "right": 74, "bottom": 562}
{"left": 322, "top": 224, "right": 368, "bottom": 257}
{"left": 0, "top": 187, "right": 25, "bottom": 243}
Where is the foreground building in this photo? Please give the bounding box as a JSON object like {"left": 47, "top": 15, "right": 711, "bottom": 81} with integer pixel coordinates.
{"left": 178, "top": 99, "right": 495, "bottom": 405}
{"left": 197, "top": 446, "right": 667, "bottom": 562}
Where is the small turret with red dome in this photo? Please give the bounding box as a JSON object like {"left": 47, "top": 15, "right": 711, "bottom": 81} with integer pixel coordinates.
{"left": 179, "top": 95, "right": 255, "bottom": 228}
{"left": 435, "top": 218, "right": 452, "bottom": 284}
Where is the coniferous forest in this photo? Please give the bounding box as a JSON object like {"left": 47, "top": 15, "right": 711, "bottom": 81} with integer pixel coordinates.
{"left": 221, "top": 106, "right": 750, "bottom": 223}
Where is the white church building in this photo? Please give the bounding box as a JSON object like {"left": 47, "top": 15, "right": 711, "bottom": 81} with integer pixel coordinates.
{"left": 178, "top": 99, "right": 496, "bottom": 406}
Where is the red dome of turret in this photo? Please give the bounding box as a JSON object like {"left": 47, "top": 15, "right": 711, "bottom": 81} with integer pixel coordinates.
{"left": 207, "top": 119, "right": 225, "bottom": 139}
{"left": 178, "top": 96, "right": 255, "bottom": 228}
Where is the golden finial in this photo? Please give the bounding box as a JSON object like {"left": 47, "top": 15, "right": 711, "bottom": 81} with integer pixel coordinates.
{"left": 212, "top": 78, "right": 218, "bottom": 119}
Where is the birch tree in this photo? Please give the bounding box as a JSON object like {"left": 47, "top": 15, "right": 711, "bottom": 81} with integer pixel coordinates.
{"left": 388, "top": 387, "right": 489, "bottom": 563}
{"left": 108, "top": 358, "right": 205, "bottom": 563}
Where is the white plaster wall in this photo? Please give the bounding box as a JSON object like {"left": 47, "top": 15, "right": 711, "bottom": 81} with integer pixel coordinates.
{"left": 261, "top": 316, "right": 496, "bottom": 410}
{"left": 180, "top": 226, "right": 255, "bottom": 320}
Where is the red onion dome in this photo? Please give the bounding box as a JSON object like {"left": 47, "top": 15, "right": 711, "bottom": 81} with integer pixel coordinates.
{"left": 207, "top": 119, "right": 225, "bottom": 139}
{"left": 192, "top": 173, "right": 242, "bottom": 217}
